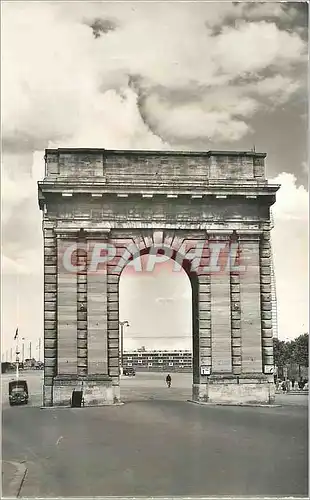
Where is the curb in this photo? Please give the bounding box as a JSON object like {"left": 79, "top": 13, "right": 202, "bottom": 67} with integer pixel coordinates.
{"left": 2, "top": 461, "right": 27, "bottom": 498}
{"left": 275, "top": 391, "right": 308, "bottom": 395}
{"left": 187, "top": 400, "right": 282, "bottom": 408}
{"left": 40, "top": 402, "right": 124, "bottom": 409}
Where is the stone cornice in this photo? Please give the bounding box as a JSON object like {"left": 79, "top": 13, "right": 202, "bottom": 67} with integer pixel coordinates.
{"left": 55, "top": 227, "right": 110, "bottom": 239}
{"left": 208, "top": 229, "right": 262, "bottom": 241}
{"left": 38, "top": 181, "right": 279, "bottom": 198}
{"left": 52, "top": 225, "right": 264, "bottom": 239}
{"left": 45, "top": 147, "right": 267, "bottom": 158}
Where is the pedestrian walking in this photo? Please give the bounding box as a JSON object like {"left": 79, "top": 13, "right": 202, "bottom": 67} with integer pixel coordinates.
{"left": 291, "top": 378, "right": 296, "bottom": 389}
{"left": 166, "top": 374, "right": 171, "bottom": 388}
{"left": 281, "top": 380, "right": 287, "bottom": 393}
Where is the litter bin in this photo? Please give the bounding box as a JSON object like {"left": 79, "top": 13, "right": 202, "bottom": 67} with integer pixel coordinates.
{"left": 71, "top": 389, "right": 83, "bottom": 408}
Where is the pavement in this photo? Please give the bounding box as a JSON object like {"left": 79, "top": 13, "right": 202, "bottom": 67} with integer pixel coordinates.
{"left": 2, "top": 371, "right": 308, "bottom": 497}
{"left": 1, "top": 461, "right": 27, "bottom": 498}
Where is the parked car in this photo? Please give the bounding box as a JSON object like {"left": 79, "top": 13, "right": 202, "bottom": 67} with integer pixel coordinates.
{"left": 9, "top": 380, "right": 29, "bottom": 406}
{"left": 123, "top": 367, "right": 136, "bottom": 376}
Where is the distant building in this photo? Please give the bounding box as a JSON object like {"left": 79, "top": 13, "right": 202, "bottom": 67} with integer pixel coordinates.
{"left": 123, "top": 349, "right": 192, "bottom": 372}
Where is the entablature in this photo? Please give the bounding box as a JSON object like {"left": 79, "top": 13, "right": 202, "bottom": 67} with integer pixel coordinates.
{"left": 38, "top": 182, "right": 280, "bottom": 210}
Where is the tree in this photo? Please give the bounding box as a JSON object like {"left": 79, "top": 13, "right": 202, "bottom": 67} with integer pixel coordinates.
{"left": 291, "top": 333, "right": 308, "bottom": 368}
{"left": 273, "top": 339, "right": 291, "bottom": 368}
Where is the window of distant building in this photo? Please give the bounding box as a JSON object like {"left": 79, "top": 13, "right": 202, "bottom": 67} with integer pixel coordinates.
{"left": 128, "top": 362, "right": 132, "bottom": 366}
{"left": 148, "top": 363, "right": 152, "bottom": 366}
{"left": 138, "top": 353, "right": 142, "bottom": 357}
{"left": 127, "top": 357, "right": 132, "bottom": 361}
{"left": 148, "top": 356, "right": 152, "bottom": 360}
{"left": 158, "top": 359, "right": 163, "bottom": 363}
{"left": 180, "top": 359, "right": 184, "bottom": 363}
{"left": 169, "top": 362, "right": 173, "bottom": 366}
{"left": 138, "top": 360, "right": 142, "bottom": 363}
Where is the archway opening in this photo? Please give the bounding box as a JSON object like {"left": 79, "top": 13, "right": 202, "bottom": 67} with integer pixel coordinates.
{"left": 118, "top": 249, "right": 198, "bottom": 402}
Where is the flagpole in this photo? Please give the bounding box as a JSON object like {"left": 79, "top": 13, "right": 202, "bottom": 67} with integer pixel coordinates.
{"left": 16, "top": 272, "right": 20, "bottom": 380}
{"left": 16, "top": 332, "right": 19, "bottom": 381}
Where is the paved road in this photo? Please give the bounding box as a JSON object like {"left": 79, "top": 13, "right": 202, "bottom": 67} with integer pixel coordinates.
{"left": 2, "top": 370, "right": 308, "bottom": 407}
{"left": 2, "top": 372, "right": 308, "bottom": 497}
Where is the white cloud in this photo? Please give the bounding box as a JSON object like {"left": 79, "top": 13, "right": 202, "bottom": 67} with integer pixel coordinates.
{"left": 252, "top": 76, "right": 301, "bottom": 104}
{"left": 1, "top": 3, "right": 306, "bottom": 152}
{"left": 215, "top": 21, "right": 305, "bottom": 76}
{"left": 1, "top": 2, "right": 307, "bottom": 351}
{"left": 141, "top": 94, "right": 251, "bottom": 142}
{"left": 301, "top": 161, "right": 308, "bottom": 175}
{"left": 270, "top": 173, "right": 308, "bottom": 340}
{"left": 271, "top": 172, "right": 309, "bottom": 221}
{"left": 1, "top": 256, "right": 29, "bottom": 276}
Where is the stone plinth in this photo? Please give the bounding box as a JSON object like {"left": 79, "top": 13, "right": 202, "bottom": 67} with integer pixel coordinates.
{"left": 192, "top": 374, "right": 275, "bottom": 405}
{"left": 52, "top": 375, "right": 120, "bottom": 407}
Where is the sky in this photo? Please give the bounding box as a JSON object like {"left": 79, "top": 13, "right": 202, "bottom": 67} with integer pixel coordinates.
{"left": 1, "top": 1, "right": 308, "bottom": 356}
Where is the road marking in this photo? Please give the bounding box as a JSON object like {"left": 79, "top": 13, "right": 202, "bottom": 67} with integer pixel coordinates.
{"left": 56, "top": 436, "right": 63, "bottom": 445}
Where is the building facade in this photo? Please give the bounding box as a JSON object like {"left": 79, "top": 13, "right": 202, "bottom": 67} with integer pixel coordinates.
{"left": 123, "top": 350, "right": 192, "bottom": 372}
{"left": 38, "top": 148, "right": 279, "bottom": 407}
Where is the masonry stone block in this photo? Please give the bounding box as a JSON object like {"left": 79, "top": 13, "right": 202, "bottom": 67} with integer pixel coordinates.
{"left": 39, "top": 148, "right": 279, "bottom": 406}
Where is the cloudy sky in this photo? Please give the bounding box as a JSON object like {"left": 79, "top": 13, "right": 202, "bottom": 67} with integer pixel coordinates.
{"left": 1, "top": 1, "right": 308, "bottom": 356}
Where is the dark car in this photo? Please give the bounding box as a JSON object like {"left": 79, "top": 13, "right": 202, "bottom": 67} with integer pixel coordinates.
{"left": 123, "top": 367, "right": 136, "bottom": 376}
{"left": 9, "top": 380, "right": 29, "bottom": 406}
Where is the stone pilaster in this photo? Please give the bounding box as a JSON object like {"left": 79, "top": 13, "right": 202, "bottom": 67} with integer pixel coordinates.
{"left": 239, "top": 234, "right": 262, "bottom": 373}
{"left": 197, "top": 238, "right": 212, "bottom": 374}
{"left": 43, "top": 221, "right": 57, "bottom": 406}
{"left": 77, "top": 232, "right": 88, "bottom": 376}
{"left": 57, "top": 234, "right": 78, "bottom": 374}
{"left": 106, "top": 271, "right": 120, "bottom": 378}
{"left": 210, "top": 234, "right": 232, "bottom": 373}
{"left": 230, "top": 233, "right": 242, "bottom": 375}
{"left": 260, "top": 230, "right": 274, "bottom": 373}
{"left": 87, "top": 233, "right": 109, "bottom": 374}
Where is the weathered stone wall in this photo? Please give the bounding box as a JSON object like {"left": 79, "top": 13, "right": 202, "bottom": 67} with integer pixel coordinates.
{"left": 43, "top": 222, "right": 57, "bottom": 406}
{"left": 210, "top": 236, "right": 232, "bottom": 373}
{"left": 39, "top": 148, "right": 279, "bottom": 406}
{"left": 44, "top": 196, "right": 270, "bottom": 224}
{"left": 239, "top": 236, "right": 263, "bottom": 373}
{"left": 87, "top": 236, "right": 109, "bottom": 374}
{"left": 44, "top": 149, "right": 267, "bottom": 183}
{"left": 260, "top": 231, "right": 274, "bottom": 373}
{"left": 57, "top": 236, "right": 77, "bottom": 374}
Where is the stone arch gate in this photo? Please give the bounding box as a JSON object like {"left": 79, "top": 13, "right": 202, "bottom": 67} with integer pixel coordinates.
{"left": 38, "top": 148, "right": 279, "bottom": 407}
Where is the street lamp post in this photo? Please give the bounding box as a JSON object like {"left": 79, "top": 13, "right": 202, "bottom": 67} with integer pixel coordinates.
{"left": 119, "top": 321, "right": 129, "bottom": 375}
{"left": 36, "top": 338, "right": 42, "bottom": 362}
{"left": 16, "top": 347, "right": 20, "bottom": 380}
